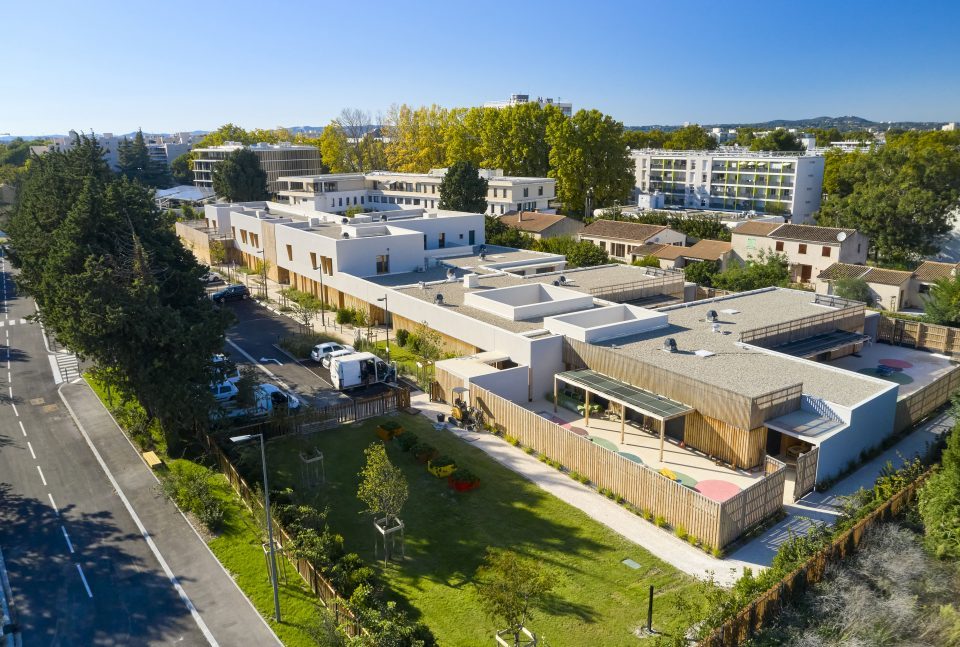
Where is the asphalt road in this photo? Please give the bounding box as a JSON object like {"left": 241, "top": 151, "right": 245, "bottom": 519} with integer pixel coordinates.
{"left": 0, "top": 254, "right": 207, "bottom": 645}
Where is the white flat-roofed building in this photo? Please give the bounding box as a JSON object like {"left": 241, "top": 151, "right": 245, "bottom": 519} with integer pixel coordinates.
{"left": 192, "top": 142, "right": 324, "bottom": 193}
{"left": 484, "top": 93, "right": 572, "bottom": 117}
{"left": 631, "top": 149, "right": 825, "bottom": 224}
{"left": 276, "top": 168, "right": 555, "bottom": 216}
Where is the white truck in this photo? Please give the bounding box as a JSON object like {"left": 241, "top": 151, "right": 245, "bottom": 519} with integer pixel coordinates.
{"left": 329, "top": 352, "right": 396, "bottom": 391}
{"left": 213, "top": 383, "right": 301, "bottom": 420}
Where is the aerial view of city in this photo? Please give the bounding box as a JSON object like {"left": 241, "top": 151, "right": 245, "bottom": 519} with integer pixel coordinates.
{"left": 2, "top": 1, "right": 960, "bottom": 646}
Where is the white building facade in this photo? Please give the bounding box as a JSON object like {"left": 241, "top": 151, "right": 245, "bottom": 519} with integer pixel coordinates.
{"left": 631, "top": 149, "right": 825, "bottom": 224}
{"left": 275, "top": 168, "right": 556, "bottom": 216}
{"left": 192, "top": 142, "right": 324, "bottom": 193}
{"left": 484, "top": 94, "right": 573, "bottom": 117}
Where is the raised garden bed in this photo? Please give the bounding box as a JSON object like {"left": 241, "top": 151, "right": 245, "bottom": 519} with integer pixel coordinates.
{"left": 448, "top": 469, "right": 481, "bottom": 492}
{"left": 376, "top": 420, "right": 404, "bottom": 441}
{"left": 428, "top": 457, "right": 457, "bottom": 478}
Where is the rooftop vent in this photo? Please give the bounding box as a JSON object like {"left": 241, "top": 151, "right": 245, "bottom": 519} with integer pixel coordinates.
{"left": 706, "top": 309, "right": 719, "bottom": 323}
{"left": 418, "top": 281, "right": 426, "bottom": 290}
{"left": 446, "top": 268, "right": 456, "bottom": 282}
{"left": 380, "top": 214, "right": 388, "bottom": 222}
{"left": 711, "top": 322, "right": 721, "bottom": 334}
{"left": 342, "top": 232, "right": 350, "bottom": 239}
{"left": 553, "top": 280, "right": 561, "bottom": 286}
{"left": 341, "top": 217, "right": 349, "bottom": 224}
{"left": 434, "top": 293, "right": 444, "bottom": 305}
{"left": 559, "top": 275, "right": 567, "bottom": 285}
{"left": 662, "top": 338, "right": 678, "bottom": 353}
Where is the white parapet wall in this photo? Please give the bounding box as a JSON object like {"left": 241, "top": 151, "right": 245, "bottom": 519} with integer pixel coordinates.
{"left": 543, "top": 304, "right": 668, "bottom": 343}
{"left": 463, "top": 283, "right": 595, "bottom": 321}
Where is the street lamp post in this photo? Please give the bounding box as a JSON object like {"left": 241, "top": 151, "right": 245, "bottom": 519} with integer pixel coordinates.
{"left": 230, "top": 433, "right": 281, "bottom": 622}
{"left": 312, "top": 262, "right": 327, "bottom": 328}
{"left": 258, "top": 249, "right": 267, "bottom": 300}
{"left": 377, "top": 294, "right": 390, "bottom": 355}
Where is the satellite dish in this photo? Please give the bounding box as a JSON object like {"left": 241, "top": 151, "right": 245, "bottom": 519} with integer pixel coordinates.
{"left": 836, "top": 231, "right": 847, "bottom": 242}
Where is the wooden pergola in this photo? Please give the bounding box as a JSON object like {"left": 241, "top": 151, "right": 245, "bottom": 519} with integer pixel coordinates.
{"left": 554, "top": 369, "right": 693, "bottom": 461}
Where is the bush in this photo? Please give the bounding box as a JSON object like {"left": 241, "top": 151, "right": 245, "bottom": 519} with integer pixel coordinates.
{"left": 654, "top": 515, "right": 667, "bottom": 528}
{"left": 278, "top": 332, "right": 340, "bottom": 358}
{"left": 523, "top": 446, "right": 536, "bottom": 455}
{"left": 674, "top": 525, "right": 688, "bottom": 541}
{"left": 335, "top": 308, "right": 354, "bottom": 325}
{"left": 505, "top": 435, "right": 520, "bottom": 447}
{"left": 395, "top": 328, "right": 409, "bottom": 347}
{"left": 412, "top": 442, "right": 437, "bottom": 462}
{"left": 160, "top": 461, "right": 226, "bottom": 532}
{"left": 396, "top": 432, "right": 419, "bottom": 451}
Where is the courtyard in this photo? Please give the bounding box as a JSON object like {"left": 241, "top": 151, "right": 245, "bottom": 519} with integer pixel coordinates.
{"left": 827, "top": 341, "right": 956, "bottom": 397}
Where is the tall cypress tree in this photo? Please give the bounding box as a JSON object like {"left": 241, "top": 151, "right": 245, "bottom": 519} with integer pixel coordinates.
{"left": 212, "top": 147, "right": 269, "bottom": 201}
{"left": 118, "top": 129, "right": 172, "bottom": 188}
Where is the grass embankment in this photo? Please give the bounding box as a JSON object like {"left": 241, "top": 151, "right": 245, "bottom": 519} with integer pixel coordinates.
{"left": 261, "top": 414, "right": 711, "bottom": 645}
{"left": 85, "top": 374, "right": 324, "bottom": 647}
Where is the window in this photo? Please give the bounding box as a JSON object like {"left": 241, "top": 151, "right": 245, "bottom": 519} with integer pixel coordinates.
{"left": 310, "top": 252, "right": 317, "bottom": 269}
{"left": 375, "top": 255, "right": 389, "bottom": 274}
{"left": 338, "top": 197, "right": 343, "bottom": 207}
{"left": 821, "top": 246, "right": 831, "bottom": 257}
{"left": 598, "top": 241, "right": 606, "bottom": 251}
{"left": 919, "top": 284, "right": 931, "bottom": 294}
{"left": 286, "top": 244, "right": 293, "bottom": 261}
{"left": 798, "top": 244, "right": 807, "bottom": 254}
{"left": 747, "top": 237, "right": 756, "bottom": 249}
{"left": 775, "top": 240, "right": 784, "bottom": 252}
{"left": 523, "top": 188, "right": 529, "bottom": 197}
{"left": 439, "top": 232, "right": 446, "bottom": 248}
{"left": 424, "top": 234, "right": 428, "bottom": 248}
{"left": 857, "top": 243, "right": 861, "bottom": 254}
{"left": 459, "top": 233, "right": 463, "bottom": 239}
{"left": 612, "top": 243, "right": 626, "bottom": 257}
{"left": 360, "top": 196, "right": 364, "bottom": 204}
{"left": 240, "top": 229, "right": 248, "bottom": 244}
{"left": 469, "top": 230, "right": 475, "bottom": 245}
{"left": 538, "top": 186, "right": 543, "bottom": 196}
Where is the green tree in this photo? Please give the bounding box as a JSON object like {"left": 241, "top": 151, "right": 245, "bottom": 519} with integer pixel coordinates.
{"left": 919, "top": 416, "right": 960, "bottom": 559}
{"left": 623, "top": 129, "right": 668, "bottom": 149}
{"left": 9, "top": 136, "right": 228, "bottom": 453}
{"left": 546, "top": 109, "right": 634, "bottom": 214}
{"left": 566, "top": 240, "right": 609, "bottom": 268}
{"left": 118, "top": 129, "right": 172, "bottom": 188}
{"left": 475, "top": 549, "right": 553, "bottom": 647}
{"left": 320, "top": 108, "right": 385, "bottom": 173}
{"left": 923, "top": 275, "right": 960, "bottom": 326}
{"left": 663, "top": 125, "right": 718, "bottom": 150}
{"left": 384, "top": 104, "right": 452, "bottom": 173}
{"left": 749, "top": 128, "right": 803, "bottom": 152}
{"left": 485, "top": 215, "right": 536, "bottom": 249}
{"left": 632, "top": 255, "right": 661, "bottom": 268}
{"left": 833, "top": 277, "right": 874, "bottom": 305}
{"left": 170, "top": 152, "right": 194, "bottom": 185}
{"left": 356, "top": 443, "right": 408, "bottom": 560}
{"left": 684, "top": 259, "right": 720, "bottom": 287}
{"left": 212, "top": 148, "right": 268, "bottom": 201}
{"left": 816, "top": 132, "right": 960, "bottom": 263}
{"left": 438, "top": 160, "right": 488, "bottom": 213}
{"left": 712, "top": 250, "right": 789, "bottom": 291}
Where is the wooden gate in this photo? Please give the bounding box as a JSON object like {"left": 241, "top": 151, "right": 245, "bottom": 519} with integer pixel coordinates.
{"left": 793, "top": 446, "right": 819, "bottom": 501}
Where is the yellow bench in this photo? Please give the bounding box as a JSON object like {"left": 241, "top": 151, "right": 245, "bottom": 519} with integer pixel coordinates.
{"left": 143, "top": 451, "right": 163, "bottom": 469}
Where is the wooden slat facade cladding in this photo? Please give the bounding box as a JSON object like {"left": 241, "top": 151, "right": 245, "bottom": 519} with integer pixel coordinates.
{"left": 562, "top": 338, "right": 802, "bottom": 430}
{"left": 739, "top": 303, "right": 865, "bottom": 348}
{"left": 685, "top": 412, "right": 766, "bottom": 470}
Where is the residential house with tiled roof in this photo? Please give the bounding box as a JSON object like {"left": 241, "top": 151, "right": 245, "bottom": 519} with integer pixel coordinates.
{"left": 579, "top": 220, "right": 685, "bottom": 262}
{"left": 499, "top": 211, "right": 584, "bottom": 240}
{"left": 731, "top": 222, "right": 869, "bottom": 286}
{"left": 817, "top": 263, "right": 915, "bottom": 310}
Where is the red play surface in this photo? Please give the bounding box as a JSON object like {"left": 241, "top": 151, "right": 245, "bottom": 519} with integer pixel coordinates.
{"left": 695, "top": 479, "right": 742, "bottom": 502}
{"left": 879, "top": 358, "right": 913, "bottom": 369}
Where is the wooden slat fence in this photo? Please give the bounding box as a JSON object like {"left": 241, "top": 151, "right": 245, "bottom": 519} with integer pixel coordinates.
{"left": 472, "top": 386, "right": 786, "bottom": 549}
{"left": 793, "top": 446, "right": 819, "bottom": 501}
{"left": 200, "top": 433, "right": 364, "bottom": 636}
{"left": 893, "top": 365, "right": 960, "bottom": 433}
{"left": 877, "top": 315, "right": 960, "bottom": 355}
{"left": 699, "top": 468, "right": 932, "bottom": 647}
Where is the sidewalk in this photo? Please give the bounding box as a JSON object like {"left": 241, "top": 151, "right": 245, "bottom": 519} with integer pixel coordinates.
{"left": 58, "top": 380, "right": 281, "bottom": 647}
{"left": 727, "top": 408, "right": 953, "bottom": 568}
{"left": 410, "top": 391, "right": 752, "bottom": 586}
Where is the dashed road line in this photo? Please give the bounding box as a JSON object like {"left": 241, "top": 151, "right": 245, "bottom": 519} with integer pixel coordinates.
{"left": 36, "top": 465, "right": 47, "bottom": 486}
{"left": 11, "top": 403, "right": 18, "bottom": 417}
{"left": 48, "top": 493, "right": 59, "bottom": 516}
{"left": 18, "top": 420, "right": 25, "bottom": 436}
{"left": 61, "top": 526, "right": 75, "bottom": 554}
{"left": 27, "top": 441, "right": 36, "bottom": 459}
{"left": 75, "top": 564, "right": 92, "bottom": 598}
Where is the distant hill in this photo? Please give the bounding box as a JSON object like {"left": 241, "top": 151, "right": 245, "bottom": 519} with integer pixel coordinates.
{"left": 628, "top": 116, "right": 948, "bottom": 132}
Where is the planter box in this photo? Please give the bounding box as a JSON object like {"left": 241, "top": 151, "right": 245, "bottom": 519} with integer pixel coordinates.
{"left": 448, "top": 476, "right": 481, "bottom": 492}
{"left": 414, "top": 449, "right": 439, "bottom": 464}
{"left": 376, "top": 424, "right": 404, "bottom": 441}
{"left": 428, "top": 461, "right": 457, "bottom": 478}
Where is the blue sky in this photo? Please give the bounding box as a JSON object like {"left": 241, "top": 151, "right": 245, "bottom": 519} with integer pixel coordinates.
{"left": 3, "top": 0, "right": 959, "bottom": 135}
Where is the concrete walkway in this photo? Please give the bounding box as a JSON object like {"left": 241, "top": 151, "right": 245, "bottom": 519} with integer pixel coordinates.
{"left": 411, "top": 391, "right": 752, "bottom": 586}
{"left": 59, "top": 380, "right": 281, "bottom": 646}
{"left": 727, "top": 408, "right": 953, "bottom": 569}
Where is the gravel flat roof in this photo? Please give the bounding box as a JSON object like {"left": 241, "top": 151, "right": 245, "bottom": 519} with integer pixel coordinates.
{"left": 594, "top": 288, "right": 892, "bottom": 406}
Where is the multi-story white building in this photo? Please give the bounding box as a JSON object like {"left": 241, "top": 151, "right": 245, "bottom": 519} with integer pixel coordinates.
{"left": 275, "top": 168, "right": 555, "bottom": 216}
{"left": 192, "top": 142, "right": 324, "bottom": 194}
{"left": 484, "top": 94, "right": 573, "bottom": 117}
{"left": 145, "top": 134, "right": 192, "bottom": 168}
{"left": 631, "top": 149, "right": 825, "bottom": 224}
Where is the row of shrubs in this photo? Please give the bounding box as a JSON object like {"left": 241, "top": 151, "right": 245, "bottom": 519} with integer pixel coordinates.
{"left": 278, "top": 331, "right": 340, "bottom": 358}
{"left": 384, "top": 422, "right": 481, "bottom": 490}
{"left": 499, "top": 431, "right": 721, "bottom": 556}
{"left": 334, "top": 307, "right": 369, "bottom": 327}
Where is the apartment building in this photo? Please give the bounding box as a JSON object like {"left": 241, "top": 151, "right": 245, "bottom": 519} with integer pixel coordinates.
{"left": 145, "top": 135, "right": 191, "bottom": 167}
{"left": 192, "top": 142, "right": 324, "bottom": 193}
{"left": 484, "top": 93, "right": 573, "bottom": 117}
{"left": 276, "top": 168, "right": 556, "bottom": 216}
{"left": 731, "top": 221, "right": 868, "bottom": 285}
{"left": 631, "top": 149, "right": 825, "bottom": 223}
{"left": 579, "top": 220, "right": 685, "bottom": 262}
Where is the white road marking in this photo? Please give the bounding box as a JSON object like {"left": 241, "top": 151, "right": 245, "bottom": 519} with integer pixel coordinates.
{"left": 10, "top": 403, "right": 17, "bottom": 417}
{"left": 226, "top": 338, "right": 293, "bottom": 391}
{"left": 36, "top": 465, "right": 47, "bottom": 486}
{"left": 27, "top": 441, "right": 35, "bottom": 459}
{"left": 48, "top": 493, "right": 59, "bottom": 515}
{"left": 61, "top": 526, "right": 75, "bottom": 554}
{"left": 7, "top": 387, "right": 11, "bottom": 398}
{"left": 58, "top": 385, "right": 219, "bottom": 645}
{"left": 19, "top": 420, "right": 25, "bottom": 436}
{"left": 76, "top": 564, "right": 92, "bottom": 598}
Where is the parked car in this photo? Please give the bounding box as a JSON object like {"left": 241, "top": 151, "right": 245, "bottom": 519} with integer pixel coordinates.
{"left": 210, "top": 380, "right": 239, "bottom": 402}
{"left": 200, "top": 271, "right": 224, "bottom": 285}
{"left": 258, "top": 384, "right": 301, "bottom": 410}
{"left": 310, "top": 342, "right": 354, "bottom": 364}
{"left": 322, "top": 348, "right": 355, "bottom": 369}
{"left": 212, "top": 353, "right": 241, "bottom": 383}
{"left": 330, "top": 352, "right": 396, "bottom": 391}
{"left": 210, "top": 284, "right": 249, "bottom": 303}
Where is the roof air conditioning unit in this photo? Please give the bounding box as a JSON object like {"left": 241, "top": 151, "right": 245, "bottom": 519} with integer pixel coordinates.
{"left": 712, "top": 322, "right": 721, "bottom": 334}
{"left": 381, "top": 214, "right": 388, "bottom": 222}
{"left": 418, "top": 281, "right": 426, "bottom": 290}
{"left": 706, "top": 309, "right": 719, "bottom": 322}
{"left": 446, "top": 269, "right": 456, "bottom": 282}
{"left": 342, "top": 232, "right": 350, "bottom": 239}
{"left": 559, "top": 275, "right": 567, "bottom": 284}
{"left": 662, "top": 338, "right": 678, "bottom": 353}
{"left": 479, "top": 252, "right": 486, "bottom": 261}
{"left": 553, "top": 280, "right": 561, "bottom": 286}
{"left": 341, "top": 218, "right": 349, "bottom": 224}
{"left": 434, "top": 293, "right": 444, "bottom": 305}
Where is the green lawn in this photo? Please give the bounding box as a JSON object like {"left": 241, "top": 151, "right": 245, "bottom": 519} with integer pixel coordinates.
{"left": 263, "top": 414, "right": 711, "bottom": 646}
